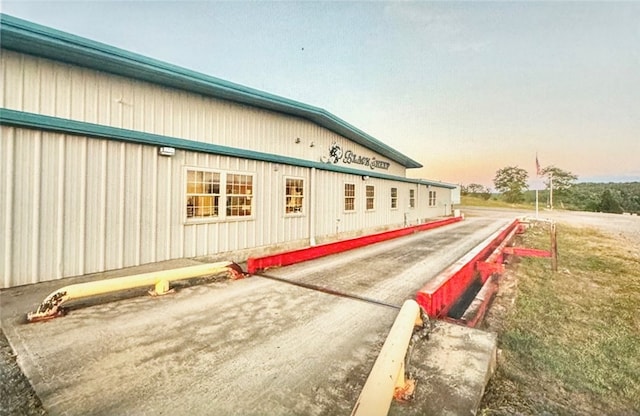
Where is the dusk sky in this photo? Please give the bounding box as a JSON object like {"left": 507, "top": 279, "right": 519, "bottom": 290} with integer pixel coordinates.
{"left": 2, "top": 1, "right": 639, "bottom": 188}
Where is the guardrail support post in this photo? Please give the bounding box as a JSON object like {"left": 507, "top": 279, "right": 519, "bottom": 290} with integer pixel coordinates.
{"left": 550, "top": 222, "right": 558, "bottom": 272}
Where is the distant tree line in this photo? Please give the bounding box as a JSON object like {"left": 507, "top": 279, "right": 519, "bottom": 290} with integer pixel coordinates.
{"left": 559, "top": 182, "right": 640, "bottom": 214}
{"left": 519, "top": 183, "right": 640, "bottom": 214}
{"left": 460, "top": 183, "right": 492, "bottom": 200}
{"left": 464, "top": 165, "right": 640, "bottom": 214}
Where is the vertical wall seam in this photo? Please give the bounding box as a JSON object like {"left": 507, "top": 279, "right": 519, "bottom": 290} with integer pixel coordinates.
{"left": 99, "top": 140, "right": 107, "bottom": 271}
{"left": 31, "top": 131, "right": 41, "bottom": 284}
{"left": 2, "top": 129, "right": 14, "bottom": 288}
{"left": 150, "top": 147, "right": 158, "bottom": 263}
{"left": 118, "top": 142, "right": 125, "bottom": 268}
{"left": 56, "top": 135, "right": 65, "bottom": 279}
{"left": 136, "top": 145, "right": 142, "bottom": 265}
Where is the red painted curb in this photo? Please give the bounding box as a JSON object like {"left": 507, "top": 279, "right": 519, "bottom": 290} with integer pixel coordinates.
{"left": 247, "top": 216, "right": 463, "bottom": 274}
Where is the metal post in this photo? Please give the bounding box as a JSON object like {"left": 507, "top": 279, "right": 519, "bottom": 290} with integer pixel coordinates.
{"left": 550, "top": 222, "right": 558, "bottom": 272}
{"left": 549, "top": 173, "right": 553, "bottom": 210}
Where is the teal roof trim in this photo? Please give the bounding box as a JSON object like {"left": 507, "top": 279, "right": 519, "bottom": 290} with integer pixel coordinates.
{"left": 0, "top": 108, "right": 453, "bottom": 189}
{"left": 0, "top": 13, "right": 423, "bottom": 169}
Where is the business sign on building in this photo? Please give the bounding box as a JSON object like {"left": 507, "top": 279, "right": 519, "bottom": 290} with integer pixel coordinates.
{"left": 323, "top": 142, "right": 391, "bottom": 171}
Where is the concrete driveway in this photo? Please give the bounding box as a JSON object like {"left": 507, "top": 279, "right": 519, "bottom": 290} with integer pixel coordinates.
{"left": 1, "top": 216, "right": 510, "bottom": 415}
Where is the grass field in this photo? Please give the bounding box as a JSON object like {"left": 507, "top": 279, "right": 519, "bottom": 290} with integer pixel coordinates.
{"left": 479, "top": 222, "right": 640, "bottom": 415}
{"left": 461, "top": 195, "right": 536, "bottom": 210}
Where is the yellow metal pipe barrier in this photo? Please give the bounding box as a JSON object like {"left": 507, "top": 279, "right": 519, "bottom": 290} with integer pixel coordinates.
{"left": 351, "top": 299, "right": 424, "bottom": 416}
{"left": 27, "top": 261, "right": 245, "bottom": 322}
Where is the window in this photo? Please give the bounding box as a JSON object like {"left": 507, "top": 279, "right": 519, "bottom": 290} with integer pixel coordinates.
{"left": 285, "top": 178, "right": 304, "bottom": 214}
{"left": 391, "top": 187, "right": 398, "bottom": 209}
{"left": 344, "top": 183, "right": 355, "bottom": 211}
{"left": 366, "top": 185, "right": 375, "bottom": 210}
{"left": 429, "top": 190, "right": 437, "bottom": 207}
{"left": 226, "top": 174, "right": 253, "bottom": 217}
{"left": 186, "top": 170, "right": 220, "bottom": 219}
{"left": 409, "top": 189, "right": 415, "bottom": 208}
{"left": 186, "top": 169, "right": 253, "bottom": 221}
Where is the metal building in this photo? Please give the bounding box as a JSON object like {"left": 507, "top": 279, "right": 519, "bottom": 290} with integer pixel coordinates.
{"left": 0, "top": 14, "right": 457, "bottom": 288}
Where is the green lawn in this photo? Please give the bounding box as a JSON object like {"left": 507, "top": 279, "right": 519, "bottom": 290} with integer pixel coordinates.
{"left": 480, "top": 223, "right": 640, "bottom": 415}
{"left": 461, "top": 195, "right": 536, "bottom": 210}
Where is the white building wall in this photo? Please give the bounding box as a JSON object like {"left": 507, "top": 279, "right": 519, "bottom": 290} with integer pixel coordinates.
{"left": 0, "top": 126, "right": 314, "bottom": 287}
{"left": 0, "top": 49, "right": 455, "bottom": 288}
{"left": 311, "top": 171, "right": 452, "bottom": 239}
{"left": 1, "top": 50, "right": 406, "bottom": 177}
{"left": 0, "top": 124, "right": 451, "bottom": 288}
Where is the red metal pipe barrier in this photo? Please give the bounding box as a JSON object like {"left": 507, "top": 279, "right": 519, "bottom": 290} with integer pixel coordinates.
{"left": 415, "top": 219, "right": 520, "bottom": 319}
{"left": 503, "top": 247, "right": 551, "bottom": 257}
{"left": 247, "top": 216, "right": 463, "bottom": 274}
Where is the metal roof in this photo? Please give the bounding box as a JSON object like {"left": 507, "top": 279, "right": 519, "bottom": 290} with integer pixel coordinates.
{"left": 0, "top": 14, "right": 423, "bottom": 169}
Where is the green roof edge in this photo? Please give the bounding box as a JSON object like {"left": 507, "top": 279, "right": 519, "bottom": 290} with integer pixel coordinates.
{"left": 0, "top": 107, "right": 455, "bottom": 189}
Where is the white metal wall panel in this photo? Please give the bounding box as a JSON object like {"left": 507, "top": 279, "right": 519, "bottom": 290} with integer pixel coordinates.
{"left": 0, "top": 127, "right": 14, "bottom": 287}
{"left": 2, "top": 50, "right": 408, "bottom": 177}
{"left": 0, "top": 125, "right": 451, "bottom": 287}
{"left": 62, "top": 135, "right": 87, "bottom": 278}
{"left": 103, "top": 140, "right": 124, "bottom": 271}
{"left": 139, "top": 145, "right": 158, "bottom": 265}
{"left": 9, "top": 129, "right": 39, "bottom": 285}
{"left": 155, "top": 154, "right": 174, "bottom": 262}
{"left": 85, "top": 139, "right": 107, "bottom": 273}
{"left": 123, "top": 144, "right": 142, "bottom": 267}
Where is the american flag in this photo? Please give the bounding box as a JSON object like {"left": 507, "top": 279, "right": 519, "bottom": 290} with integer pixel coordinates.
{"left": 536, "top": 153, "right": 541, "bottom": 176}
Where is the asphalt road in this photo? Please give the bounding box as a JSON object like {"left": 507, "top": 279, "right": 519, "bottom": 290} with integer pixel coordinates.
{"left": 1, "top": 216, "right": 511, "bottom": 415}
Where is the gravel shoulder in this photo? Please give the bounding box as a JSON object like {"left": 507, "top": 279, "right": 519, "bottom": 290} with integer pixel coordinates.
{"left": 0, "top": 328, "right": 46, "bottom": 416}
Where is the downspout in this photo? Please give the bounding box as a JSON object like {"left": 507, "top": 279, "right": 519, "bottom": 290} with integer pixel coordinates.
{"left": 309, "top": 167, "right": 317, "bottom": 246}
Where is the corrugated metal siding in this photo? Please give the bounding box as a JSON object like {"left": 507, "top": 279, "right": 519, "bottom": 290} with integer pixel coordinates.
{"left": 1, "top": 50, "right": 456, "bottom": 288}
{"left": 311, "top": 172, "right": 452, "bottom": 238}
{"left": 2, "top": 50, "right": 408, "bottom": 177}
{"left": 1, "top": 127, "right": 15, "bottom": 287}
{"left": 0, "top": 126, "right": 317, "bottom": 287}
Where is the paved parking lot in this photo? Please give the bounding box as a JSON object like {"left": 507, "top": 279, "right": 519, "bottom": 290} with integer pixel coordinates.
{"left": 1, "top": 216, "right": 509, "bottom": 415}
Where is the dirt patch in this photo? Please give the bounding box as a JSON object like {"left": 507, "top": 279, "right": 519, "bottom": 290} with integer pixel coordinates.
{"left": 0, "top": 328, "right": 46, "bottom": 416}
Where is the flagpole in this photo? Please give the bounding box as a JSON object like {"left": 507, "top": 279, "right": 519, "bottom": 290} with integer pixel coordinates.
{"left": 535, "top": 152, "right": 540, "bottom": 218}
{"left": 550, "top": 172, "right": 553, "bottom": 210}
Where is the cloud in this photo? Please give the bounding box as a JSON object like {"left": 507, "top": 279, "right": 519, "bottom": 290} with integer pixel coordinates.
{"left": 383, "top": 2, "right": 490, "bottom": 54}
{"left": 384, "top": 2, "right": 460, "bottom": 35}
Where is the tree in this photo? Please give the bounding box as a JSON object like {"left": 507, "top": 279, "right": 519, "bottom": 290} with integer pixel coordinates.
{"left": 539, "top": 165, "right": 578, "bottom": 202}
{"left": 493, "top": 166, "right": 529, "bottom": 203}
{"left": 599, "top": 189, "right": 623, "bottom": 213}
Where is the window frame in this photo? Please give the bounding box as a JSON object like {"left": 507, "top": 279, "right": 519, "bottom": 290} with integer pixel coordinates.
{"left": 285, "top": 177, "right": 305, "bottom": 216}
{"left": 390, "top": 187, "right": 398, "bottom": 210}
{"left": 225, "top": 172, "right": 254, "bottom": 218}
{"left": 366, "top": 185, "right": 375, "bottom": 211}
{"left": 409, "top": 189, "right": 416, "bottom": 209}
{"left": 344, "top": 182, "right": 356, "bottom": 212}
{"left": 184, "top": 167, "right": 255, "bottom": 223}
{"left": 429, "top": 190, "right": 437, "bottom": 207}
{"left": 186, "top": 168, "right": 221, "bottom": 221}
